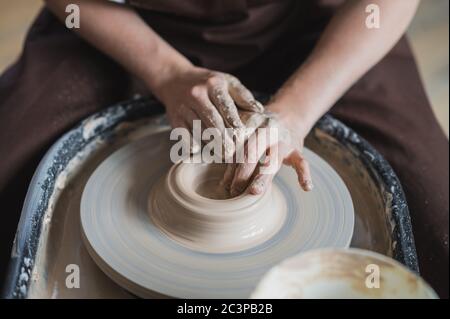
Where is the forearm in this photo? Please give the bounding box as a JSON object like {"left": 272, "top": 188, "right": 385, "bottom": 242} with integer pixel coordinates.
{"left": 268, "top": 0, "right": 419, "bottom": 134}
{"left": 44, "top": 0, "right": 192, "bottom": 99}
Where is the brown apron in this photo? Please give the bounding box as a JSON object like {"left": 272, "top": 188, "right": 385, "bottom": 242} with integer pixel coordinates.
{"left": 0, "top": 0, "right": 448, "bottom": 297}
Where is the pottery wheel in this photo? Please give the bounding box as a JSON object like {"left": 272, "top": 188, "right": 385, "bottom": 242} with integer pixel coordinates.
{"left": 81, "top": 130, "right": 354, "bottom": 298}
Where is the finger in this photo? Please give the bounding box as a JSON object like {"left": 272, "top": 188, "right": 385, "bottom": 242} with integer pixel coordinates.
{"left": 248, "top": 172, "right": 274, "bottom": 195}
{"left": 208, "top": 77, "right": 244, "bottom": 128}
{"left": 191, "top": 89, "right": 237, "bottom": 158}
{"left": 220, "top": 163, "right": 236, "bottom": 191}
{"left": 183, "top": 108, "right": 202, "bottom": 154}
{"left": 170, "top": 117, "right": 185, "bottom": 130}
{"left": 226, "top": 75, "right": 264, "bottom": 113}
{"left": 190, "top": 87, "right": 226, "bottom": 131}
{"left": 182, "top": 106, "right": 198, "bottom": 127}
{"left": 248, "top": 146, "right": 283, "bottom": 195}
{"left": 239, "top": 111, "right": 267, "bottom": 134}
{"left": 230, "top": 130, "right": 271, "bottom": 196}
{"left": 170, "top": 117, "right": 200, "bottom": 157}
{"left": 287, "top": 150, "right": 313, "bottom": 191}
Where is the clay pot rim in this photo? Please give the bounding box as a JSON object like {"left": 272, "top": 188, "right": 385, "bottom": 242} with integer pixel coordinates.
{"left": 165, "top": 159, "right": 269, "bottom": 216}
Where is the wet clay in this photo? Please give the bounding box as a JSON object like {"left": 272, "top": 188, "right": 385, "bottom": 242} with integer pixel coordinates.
{"left": 149, "top": 158, "right": 287, "bottom": 253}
{"left": 26, "top": 117, "right": 395, "bottom": 298}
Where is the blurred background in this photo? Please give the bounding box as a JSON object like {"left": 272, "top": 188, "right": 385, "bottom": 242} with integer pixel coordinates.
{"left": 0, "top": 0, "right": 448, "bottom": 136}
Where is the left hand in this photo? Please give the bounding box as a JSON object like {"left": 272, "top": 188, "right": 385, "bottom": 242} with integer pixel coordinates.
{"left": 221, "top": 109, "right": 313, "bottom": 197}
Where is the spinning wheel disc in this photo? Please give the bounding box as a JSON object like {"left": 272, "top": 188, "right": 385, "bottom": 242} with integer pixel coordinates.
{"left": 80, "top": 130, "right": 354, "bottom": 298}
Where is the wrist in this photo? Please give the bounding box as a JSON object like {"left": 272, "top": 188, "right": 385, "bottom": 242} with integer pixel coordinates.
{"left": 143, "top": 55, "right": 194, "bottom": 101}
{"left": 265, "top": 101, "right": 316, "bottom": 138}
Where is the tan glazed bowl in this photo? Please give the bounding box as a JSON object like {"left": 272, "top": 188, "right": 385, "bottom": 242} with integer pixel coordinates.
{"left": 251, "top": 249, "right": 438, "bottom": 299}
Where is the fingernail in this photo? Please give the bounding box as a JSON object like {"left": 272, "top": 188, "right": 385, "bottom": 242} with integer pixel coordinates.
{"left": 302, "top": 180, "right": 314, "bottom": 191}
{"left": 250, "top": 178, "right": 264, "bottom": 195}
{"left": 251, "top": 100, "right": 264, "bottom": 113}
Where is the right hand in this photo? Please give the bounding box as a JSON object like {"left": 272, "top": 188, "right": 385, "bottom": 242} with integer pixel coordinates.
{"left": 154, "top": 66, "right": 264, "bottom": 150}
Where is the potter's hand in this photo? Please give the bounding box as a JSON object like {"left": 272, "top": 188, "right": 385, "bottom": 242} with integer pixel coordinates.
{"left": 222, "top": 112, "right": 313, "bottom": 197}
{"left": 156, "top": 66, "right": 263, "bottom": 142}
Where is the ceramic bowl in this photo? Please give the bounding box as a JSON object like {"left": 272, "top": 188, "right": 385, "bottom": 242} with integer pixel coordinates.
{"left": 251, "top": 248, "right": 437, "bottom": 299}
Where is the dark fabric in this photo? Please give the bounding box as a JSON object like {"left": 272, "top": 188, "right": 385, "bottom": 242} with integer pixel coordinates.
{"left": 136, "top": 0, "right": 301, "bottom": 70}
{"left": 0, "top": 2, "right": 448, "bottom": 298}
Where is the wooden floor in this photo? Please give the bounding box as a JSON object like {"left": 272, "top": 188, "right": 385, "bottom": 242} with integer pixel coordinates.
{"left": 0, "top": 0, "right": 448, "bottom": 135}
